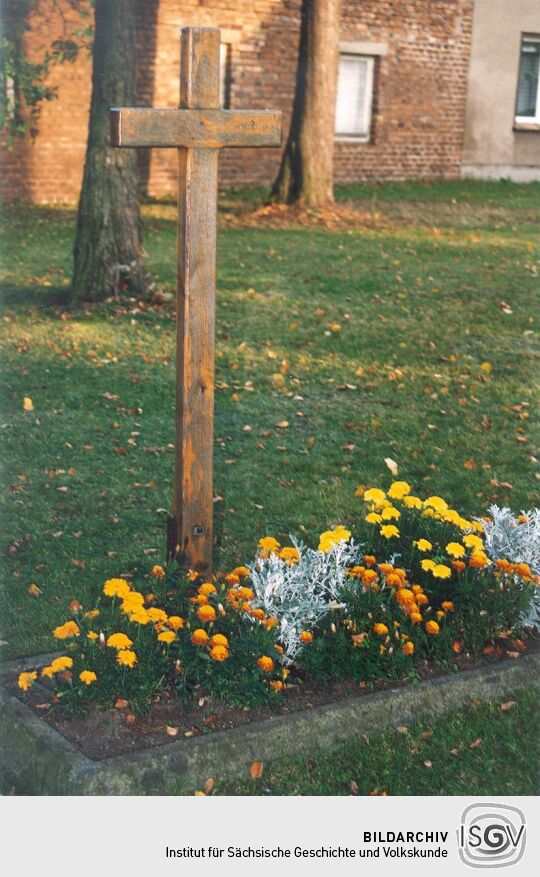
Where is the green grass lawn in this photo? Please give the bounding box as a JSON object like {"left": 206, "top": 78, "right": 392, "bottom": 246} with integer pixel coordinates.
{"left": 1, "top": 180, "right": 538, "bottom": 661}
{"left": 184, "top": 686, "right": 539, "bottom": 796}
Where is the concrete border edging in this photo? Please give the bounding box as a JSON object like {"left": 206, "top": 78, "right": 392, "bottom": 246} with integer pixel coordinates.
{"left": 1, "top": 653, "right": 538, "bottom": 795}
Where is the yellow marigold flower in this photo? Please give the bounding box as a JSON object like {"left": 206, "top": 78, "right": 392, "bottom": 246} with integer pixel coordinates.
{"left": 270, "top": 679, "right": 284, "bottom": 692}
{"left": 446, "top": 542, "right": 465, "bottom": 558}
{"left": 463, "top": 533, "right": 484, "bottom": 551}
{"left": 158, "top": 630, "right": 176, "bottom": 644}
{"left": 87, "top": 631, "right": 98, "bottom": 641}
{"left": 387, "top": 481, "right": 411, "bottom": 500}
{"left": 403, "top": 495, "right": 423, "bottom": 509}
{"left": 106, "top": 632, "right": 133, "bottom": 650}
{"left": 424, "top": 496, "right": 448, "bottom": 512}
{"left": 53, "top": 620, "right": 80, "bottom": 639}
{"left": 167, "top": 616, "right": 185, "bottom": 631}
{"left": 410, "top": 611, "right": 422, "bottom": 624}
{"left": 280, "top": 546, "right": 300, "bottom": 565}
{"left": 84, "top": 609, "right": 100, "bottom": 620}
{"left": 50, "top": 656, "right": 73, "bottom": 673}
{"left": 18, "top": 671, "right": 37, "bottom": 691}
{"left": 129, "top": 609, "right": 150, "bottom": 625}
{"left": 231, "top": 566, "right": 250, "bottom": 578}
{"left": 258, "top": 536, "right": 281, "bottom": 553}
{"left": 150, "top": 565, "right": 166, "bottom": 580}
{"left": 318, "top": 526, "right": 351, "bottom": 552}
{"left": 402, "top": 641, "right": 415, "bottom": 656}
{"left": 198, "top": 582, "right": 217, "bottom": 596}
{"left": 470, "top": 520, "right": 484, "bottom": 533}
{"left": 420, "top": 559, "right": 436, "bottom": 572}
{"left": 432, "top": 564, "right": 452, "bottom": 579}
{"left": 103, "top": 578, "right": 131, "bottom": 599}
{"left": 381, "top": 506, "right": 400, "bottom": 521}
{"left": 363, "top": 488, "right": 386, "bottom": 504}
{"left": 415, "top": 539, "right": 432, "bottom": 552}
{"left": 209, "top": 644, "right": 229, "bottom": 662}
{"left": 425, "top": 620, "right": 440, "bottom": 635}
{"left": 239, "top": 586, "right": 254, "bottom": 600}
{"left": 365, "top": 512, "right": 383, "bottom": 525}
{"left": 120, "top": 592, "right": 145, "bottom": 614}
{"left": 299, "top": 631, "right": 314, "bottom": 644}
{"left": 147, "top": 607, "right": 168, "bottom": 623}
{"left": 442, "top": 509, "right": 461, "bottom": 526}
{"left": 380, "top": 525, "right": 399, "bottom": 539}
{"left": 116, "top": 649, "right": 137, "bottom": 668}
{"left": 373, "top": 623, "right": 389, "bottom": 636}
{"left": 257, "top": 655, "right": 274, "bottom": 673}
{"left": 197, "top": 604, "right": 216, "bottom": 623}
{"left": 209, "top": 633, "right": 229, "bottom": 648}
{"left": 191, "top": 628, "right": 209, "bottom": 646}
{"left": 79, "top": 670, "right": 97, "bottom": 685}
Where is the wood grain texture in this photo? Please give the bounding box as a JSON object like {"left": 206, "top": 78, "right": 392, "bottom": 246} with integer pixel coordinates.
{"left": 109, "top": 108, "right": 281, "bottom": 149}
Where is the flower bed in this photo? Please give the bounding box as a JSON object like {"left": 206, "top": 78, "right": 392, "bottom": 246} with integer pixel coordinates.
{"left": 17, "top": 482, "right": 540, "bottom": 716}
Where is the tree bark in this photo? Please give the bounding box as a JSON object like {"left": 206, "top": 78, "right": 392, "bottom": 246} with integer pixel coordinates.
{"left": 271, "top": 0, "right": 341, "bottom": 207}
{"left": 71, "top": 0, "right": 146, "bottom": 301}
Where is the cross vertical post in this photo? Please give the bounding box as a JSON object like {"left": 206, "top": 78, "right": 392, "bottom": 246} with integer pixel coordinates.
{"left": 174, "top": 28, "right": 220, "bottom": 574}
{"left": 110, "top": 26, "right": 281, "bottom": 575}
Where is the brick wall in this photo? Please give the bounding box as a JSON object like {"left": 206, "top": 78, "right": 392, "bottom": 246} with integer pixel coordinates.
{"left": 0, "top": 0, "right": 473, "bottom": 203}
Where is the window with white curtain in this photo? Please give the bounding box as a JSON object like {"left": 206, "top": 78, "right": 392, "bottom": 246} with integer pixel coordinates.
{"left": 335, "top": 54, "right": 374, "bottom": 139}
{"left": 516, "top": 36, "right": 540, "bottom": 122}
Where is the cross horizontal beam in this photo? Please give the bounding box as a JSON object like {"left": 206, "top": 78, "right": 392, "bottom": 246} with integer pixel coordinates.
{"left": 110, "top": 107, "right": 282, "bottom": 149}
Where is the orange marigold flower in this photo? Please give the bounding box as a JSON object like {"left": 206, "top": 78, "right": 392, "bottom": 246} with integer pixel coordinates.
{"left": 514, "top": 562, "right": 532, "bottom": 580}
{"left": 258, "top": 537, "right": 281, "bottom": 553}
{"left": 257, "top": 655, "right": 274, "bottom": 673}
{"left": 147, "top": 608, "right": 168, "bottom": 623}
{"left": 363, "top": 554, "right": 377, "bottom": 567}
{"left": 197, "top": 604, "right": 216, "bottom": 623}
{"left": 425, "top": 620, "right": 440, "bottom": 635}
{"left": 167, "top": 616, "right": 185, "bottom": 631}
{"left": 150, "top": 565, "right": 166, "bottom": 579}
{"left": 441, "top": 601, "right": 454, "bottom": 612}
{"left": 231, "top": 566, "right": 250, "bottom": 578}
{"left": 416, "top": 593, "right": 429, "bottom": 606}
{"left": 226, "top": 588, "right": 241, "bottom": 605}
{"left": 299, "top": 631, "right": 314, "bottom": 644}
{"left": 452, "top": 640, "right": 463, "bottom": 654}
{"left": 402, "top": 641, "right": 415, "bottom": 656}
{"left": 18, "top": 671, "right": 37, "bottom": 691}
{"left": 274, "top": 644, "right": 284, "bottom": 655}
{"left": 210, "top": 644, "right": 229, "bottom": 661}
{"left": 250, "top": 608, "right": 265, "bottom": 621}
{"left": 452, "top": 560, "right": 466, "bottom": 573}
{"left": 84, "top": 609, "right": 100, "bottom": 620}
{"left": 469, "top": 551, "right": 489, "bottom": 569}
{"left": 264, "top": 615, "right": 278, "bottom": 630}
{"left": 158, "top": 630, "right": 177, "bottom": 644}
{"left": 198, "top": 582, "right": 217, "bottom": 596}
{"left": 187, "top": 569, "right": 199, "bottom": 582}
{"left": 280, "top": 546, "right": 300, "bottom": 565}
{"left": 191, "top": 629, "right": 209, "bottom": 646}
{"left": 395, "top": 588, "right": 415, "bottom": 607}
{"left": 362, "top": 569, "right": 379, "bottom": 587}
{"left": 495, "top": 559, "right": 514, "bottom": 574}
{"left": 385, "top": 573, "right": 403, "bottom": 588}
{"left": 210, "top": 633, "right": 229, "bottom": 648}
{"left": 270, "top": 679, "right": 284, "bottom": 692}
{"left": 373, "top": 623, "right": 389, "bottom": 636}
{"left": 239, "top": 586, "right": 254, "bottom": 600}
{"left": 53, "top": 620, "right": 80, "bottom": 639}
{"left": 410, "top": 612, "right": 423, "bottom": 624}
{"left": 378, "top": 563, "right": 394, "bottom": 576}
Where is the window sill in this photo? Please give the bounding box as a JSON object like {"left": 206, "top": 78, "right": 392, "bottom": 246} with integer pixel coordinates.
{"left": 513, "top": 120, "right": 540, "bottom": 131}
{"left": 335, "top": 135, "right": 370, "bottom": 143}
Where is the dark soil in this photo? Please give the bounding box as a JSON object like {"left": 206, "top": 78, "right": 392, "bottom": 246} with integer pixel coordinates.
{"left": 4, "top": 634, "right": 535, "bottom": 762}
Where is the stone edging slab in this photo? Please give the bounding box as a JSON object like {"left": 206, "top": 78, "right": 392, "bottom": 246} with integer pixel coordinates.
{"left": 1, "top": 652, "right": 538, "bottom": 795}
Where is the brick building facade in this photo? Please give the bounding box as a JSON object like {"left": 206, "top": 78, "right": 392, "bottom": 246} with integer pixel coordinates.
{"left": 0, "top": 0, "right": 473, "bottom": 203}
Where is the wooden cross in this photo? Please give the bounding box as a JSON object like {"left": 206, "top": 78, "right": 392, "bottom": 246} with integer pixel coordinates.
{"left": 110, "top": 27, "right": 281, "bottom": 574}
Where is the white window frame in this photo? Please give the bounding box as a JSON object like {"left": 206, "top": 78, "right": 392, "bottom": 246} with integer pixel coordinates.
{"left": 335, "top": 53, "right": 375, "bottom": 142}
{"left": 515, "top": 35, "right": 540, "bottom": 124}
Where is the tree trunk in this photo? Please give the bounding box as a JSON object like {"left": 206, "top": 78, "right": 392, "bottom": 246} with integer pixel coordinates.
{"left": 271, "top": 0, "right": 341, "bottom": 207}
{"left": 71, "top": 0, "right": 146, "bottom": 301}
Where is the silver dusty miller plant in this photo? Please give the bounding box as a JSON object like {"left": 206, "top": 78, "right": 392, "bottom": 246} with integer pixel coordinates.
{"left": 248, "top": 537, "right": 360, "bottom": 663}
{"left": 479, "top": 505, "right": 540, "bottom": 630}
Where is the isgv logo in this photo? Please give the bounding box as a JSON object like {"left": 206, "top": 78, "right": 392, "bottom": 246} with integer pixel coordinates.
{"left": 458, "top": 803, "right": 526, "bottom": 868}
